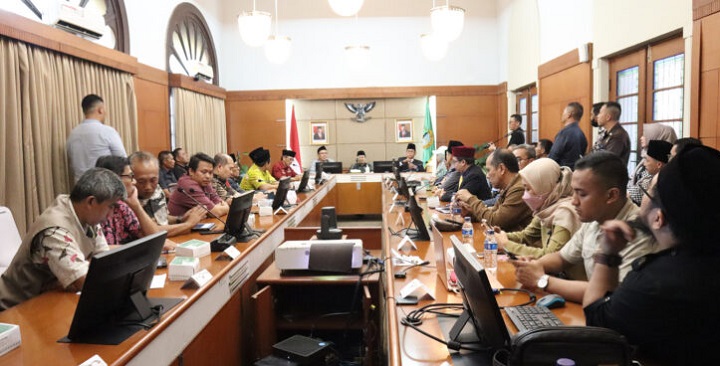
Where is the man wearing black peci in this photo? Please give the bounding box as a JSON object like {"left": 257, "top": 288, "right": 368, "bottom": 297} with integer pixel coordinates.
{"left": 397, "top": 143, "right": 424, "bottom": 172}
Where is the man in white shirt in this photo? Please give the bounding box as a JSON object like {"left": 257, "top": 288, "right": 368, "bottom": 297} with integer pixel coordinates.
{"left": 511, "top": 152, "right": 655, "bottom": 303}
{"left": 67, "top": 94, "right": 127, "bottom": 182}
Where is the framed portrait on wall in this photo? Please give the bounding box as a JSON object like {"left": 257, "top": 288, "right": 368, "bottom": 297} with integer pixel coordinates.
{"left": 396, "top": 119, "right": 413, "bottom": 142}
{"left": 310, "top": 122, "right": 328, "bottom": 145}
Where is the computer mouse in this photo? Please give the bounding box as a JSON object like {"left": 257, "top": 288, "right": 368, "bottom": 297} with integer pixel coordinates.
{"left": 536, "top": 294, "right": 565, "bottom": 309}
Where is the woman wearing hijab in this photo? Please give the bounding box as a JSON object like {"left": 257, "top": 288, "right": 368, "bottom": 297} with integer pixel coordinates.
{"left": 627, "top": 123, "right": 677, "bottom": 205}
{"left": 493, "top": 158, "right": 581, "bottom": 258}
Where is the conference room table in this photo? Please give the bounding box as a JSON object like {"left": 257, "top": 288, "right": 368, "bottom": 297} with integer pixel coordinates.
{"left": 0, "top": 177, "right": 341, "bottom": 365}
{"left": 0, "top": 172, "right": 589, "bottom": 365}
{"left": 380, "top": 183, "right": 586, "bottom": 365}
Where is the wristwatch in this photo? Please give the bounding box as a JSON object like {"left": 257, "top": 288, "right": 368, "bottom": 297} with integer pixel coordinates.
{"left": 594, "top": 253, "right": 622, "bottom": 268}
{"left": 537, "top": 274, "right": 549, "bottom": 291}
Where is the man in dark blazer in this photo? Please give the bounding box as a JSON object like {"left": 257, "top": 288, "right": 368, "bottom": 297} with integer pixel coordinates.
{"left": 397, "top": 143, "right": 424, "bottom": 172}
{"left": 452, "top": 146, "right": 492, "bottom": 201}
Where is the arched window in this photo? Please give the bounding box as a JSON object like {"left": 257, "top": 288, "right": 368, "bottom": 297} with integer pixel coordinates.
{"left": 166, "top": 3, "right": 219, "bottom": 85}
{"left": 17, "top": 0, "right": 129, "bottom": 53}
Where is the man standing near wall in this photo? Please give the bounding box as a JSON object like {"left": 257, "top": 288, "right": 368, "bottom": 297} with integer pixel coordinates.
{"left": 593, "top": 101, "right": 631, "bottom": 166}
{"left": 508, "top": 114, "right": 525, "bottom": 146}
{"left": 548, "top": 102, "right": 588, "bottom": 169}
{"left": 66, "top": 94, "right": 127, "bottom": 182}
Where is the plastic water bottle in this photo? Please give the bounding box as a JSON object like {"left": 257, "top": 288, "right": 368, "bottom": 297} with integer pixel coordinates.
{"left": 484, "top": 229, "right": 498, "bottom": 272}
{"left": 450, "top": 194, "right": 462, "bottom": 221}
{"left": 461, "top": 217, "right": 474, "bottom": 246}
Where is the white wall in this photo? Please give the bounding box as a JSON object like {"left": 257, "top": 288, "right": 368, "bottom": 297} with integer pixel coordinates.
{"left": 217, "top": 16, "right": 500, "bottom": 90}
{"left": 592, "top": 0, "right": 690, "bottom": 59}
{"left": 501, "top": 0, "right": 540, "bottom": 91}
{"left": 537, "top": 0, "right": 592, "bottom": 63}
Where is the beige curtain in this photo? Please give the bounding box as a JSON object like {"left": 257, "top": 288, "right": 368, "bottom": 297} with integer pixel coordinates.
{"left": 0, "top": 37, "right": 137, "bottom": 233}
{"left": 172, "top": 88, "right": 227, "bottom": 156}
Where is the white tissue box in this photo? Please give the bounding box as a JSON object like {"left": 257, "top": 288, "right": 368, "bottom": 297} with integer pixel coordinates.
{"left": 176, "top": 239, "right": 211, "bottom": 258}
{"left": 168, "top": 256, "right": 200, "bottom": 281}
{"left": 0, "top": 323, "right": 21, "bottom": 357}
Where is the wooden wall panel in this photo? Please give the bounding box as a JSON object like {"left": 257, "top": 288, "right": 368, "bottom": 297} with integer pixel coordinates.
{"left": 436, "top": 95, "right": 500, "bottom": 148}
{"left": 538, "top": 49, "right": 593, "bottom": 149}
{"left": 496, "top": 82, "right": 509, "bottom": 146}
{"left": 134, "top": 71, "right": 170, "bottom": 155}
{"left": 693, "top": 11, "right": 720, "bottom": 149}
{"left": 225, "top": 100, "right": 286, "bottom": 168}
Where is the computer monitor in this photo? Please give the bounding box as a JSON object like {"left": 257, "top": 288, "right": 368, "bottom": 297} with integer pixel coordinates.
{"left": 60, "top": 231, "right": 183, "bottom": 344}
{"left": 397, "top": 177, "right": 411, "bottom": 198}
{"left": 314, "top": 162, "right": 324, "bottom": 185}
{"left": 226, "top": 190, "right": 256, "bottom": 242}
{"left": 272, "top": 177, "right": 292, "bottom": 211}
{"left": 393, "top": 164, "right": 401, "bottom": 181}
{"left": 405, "top": 190, "right": 431, "bottom": 241}
{"left": 449, "top": 235, "right": 511, "bottom": 350}
{"left": 296, "top": 170, "right": 311, "bottom": 193}
{"left": 321, "top": 161, "right": 342, "bottom": 174}
{"left": 373, "top": 160, "right": 394, "bottom": 173}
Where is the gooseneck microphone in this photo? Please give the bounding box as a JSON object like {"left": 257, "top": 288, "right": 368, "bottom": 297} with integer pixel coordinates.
{"left": 480, "top": 132, "right": 513, "bottom": 150}
{"left": 394, "top": 260, "right": 431, "bottom": 279}
{"left": 176, "top": 187, "right": 226, "bottom": 225}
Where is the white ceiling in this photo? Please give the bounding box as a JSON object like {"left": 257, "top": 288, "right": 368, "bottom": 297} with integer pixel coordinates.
{"left": 222, "top": 0, "right": 496, "bottom": 20}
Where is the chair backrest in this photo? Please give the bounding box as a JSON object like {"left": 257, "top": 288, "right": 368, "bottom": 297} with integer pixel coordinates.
{"left": 0, "top": 207, "right": 23, "bottom": 274}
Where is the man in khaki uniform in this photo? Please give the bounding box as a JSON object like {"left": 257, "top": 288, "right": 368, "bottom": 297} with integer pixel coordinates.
{"left": 0, "top": 168, "right": 125, "bottom": 310}
{"left": 456, "top": 149, "right": 532, "bottom": 232}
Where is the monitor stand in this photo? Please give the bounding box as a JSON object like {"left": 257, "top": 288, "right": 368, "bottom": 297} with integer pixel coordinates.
{"left": 448, "top": 310, "right": 477, "bottom": 345}
{"left": 59, "top": 296, "right": 183, "bottom": 345}
{"left": 233, "top": 223, "right": 261, "bottom": 242}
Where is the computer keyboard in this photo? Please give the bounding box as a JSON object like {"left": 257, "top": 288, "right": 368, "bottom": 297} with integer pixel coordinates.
{"left": 504, "top": 306, "right": 564, "bottom": 333}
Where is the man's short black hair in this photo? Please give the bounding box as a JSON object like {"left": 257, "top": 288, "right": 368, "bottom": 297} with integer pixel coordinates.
{"left": 538, "top": 138, "right": 553, "bottom": 153}
{"left": 317, "top": 146, "right": 327, "bottom": 154}
{"left": 490, "top": 149, "right": 519, "bottom": 173}
{"left": 81, "top": 94, "right": 103, "bottom": 115}
{"left": 189, "top": 153, "right": 215, "bottom": 171}
{"left": 95, "top": 155, "right": 129, "bottom": 176}
{"left": 510, "top": 114, "right": 522, "bottom": 124}
{"left": 574, "top": 151, "right": 628, "bottom": 196}
{"left": 172, "top": 147, "right": 184, "bottom": 160}
{"left": 604, "top": 101, "right": 622, "bottom": 121}
{"left": 158, "top": 150, "right": 173, "bottom": 163}
{"left": 592, "top": 102, "right": 605, "bottom": 116}
{"left": 567, "top": 102, "right": 584, "bottom": 121}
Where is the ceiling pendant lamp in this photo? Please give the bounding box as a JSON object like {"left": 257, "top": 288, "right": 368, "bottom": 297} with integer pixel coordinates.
{"left": 328, "top": 0, "right": 365, "bottom": 17}
{"left": 238, "top": 0, "right": 272, "bottom": 47}
{"left": 420, "top": 33, "right": 448, "bottom": 62}
{"left": 430, "top": 0, "right": 465, "bottom": 42}
{"left": 265, "top": 0, "right": 292, "bottom": 64}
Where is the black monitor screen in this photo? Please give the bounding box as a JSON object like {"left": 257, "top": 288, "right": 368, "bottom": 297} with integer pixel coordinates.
{"left": 296, "top": 170, "right": 310, "bottom": 193}
{"left": 272, "top": 177, "right": 292, "bottom": 210}
{"left": 373, "top": 160, "right": 394, "bottom": 173}
{"left": 321, "top": 162, "right": 342, "bottom": 174}
{"left": 226, "top": 190, "right": 254, "bottom": 237}
{"left": 61, "top": 231, "right": 182, "bottom": 344}
{"left": 450, "top": 235, "right": 510, "bottom": 350}
{"left": 397, "top": 177, "right": 410, "bottom": 198}
{"left": 315, "top": 162, "right": 324, "bottom": 185}
{"left": 407, "top": 191, "right": 430, "bottom": 241}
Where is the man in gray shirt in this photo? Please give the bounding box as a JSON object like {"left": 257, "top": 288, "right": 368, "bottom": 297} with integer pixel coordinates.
{"left": 67, "top": 94, "right": 127, "bottom": 182}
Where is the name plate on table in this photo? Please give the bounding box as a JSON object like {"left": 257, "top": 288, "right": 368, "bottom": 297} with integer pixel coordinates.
{"left": 181, "top": 269, "right": 213, "bottom": 289}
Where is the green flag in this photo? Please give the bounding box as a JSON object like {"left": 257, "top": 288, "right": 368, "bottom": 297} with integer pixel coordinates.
{"left": 422, "top": 98, "right": 435, "bottom": 165}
